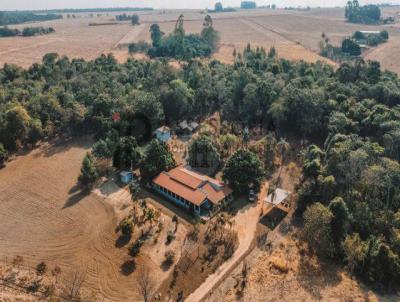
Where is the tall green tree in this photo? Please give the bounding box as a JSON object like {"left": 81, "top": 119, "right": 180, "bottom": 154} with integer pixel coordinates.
{"left": 27, "top": 119, "right": 43, "bottom": 146}
{"left": 223, "top": 149, "right": 264, "bottom": 193}
{"left": 214, "top": 2, "right": 223, "bottom": 12}
{"left": 0, "top": 143, "right": 8, "bottom": 167}
{"left": 78, "top": 153, "right": 99, "bottom": 188}
{"left": 113, "top": 137, "right": 141, "bottom": 170}
{"left": 5, "top": 106, "right": 31, "bottom": 148}
{"left": 264, "top": 133, "right": 277, "bottom": 174}
{"left": 131, "top": 14, "right": 139, "bottom": 25}
{"left": 140, "top": 139, "right": 176, "bottom": 183}
{"left": 162, "top": 79, "right": 194, "bottom": 122}
{"left": 302, "top": 202, "right": 334, "bottom": 257}
{"left": 201, "top": 15, "right": 219, "bottom": 51}
{"left": 131, "top": 91, "right": 164, "bottom": 130}
{"left": 188, "top": 135, "right": 221, "bottom": 171}
{"left": 329, "top": 197, "right": 350, "bottom": 251}
{"left": 149, "top": 24, "right": 163, "bottom": 48}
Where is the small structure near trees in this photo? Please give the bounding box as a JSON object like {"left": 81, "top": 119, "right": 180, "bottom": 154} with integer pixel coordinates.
{"left": 120, "top": 171, "right": 134, "bottom": 184}
{"left": 178, "top": 120, "right": 199, "bottom": 135}
{"left": 154, "top": 126, "right": 171, "bottom": 143}
{"left": 265, "top": 188, "right": 291, "bottom": 210}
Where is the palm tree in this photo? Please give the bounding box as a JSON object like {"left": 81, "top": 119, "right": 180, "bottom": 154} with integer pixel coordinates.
{"left": 277, "top": 138, "right": 289, "bottom": 186}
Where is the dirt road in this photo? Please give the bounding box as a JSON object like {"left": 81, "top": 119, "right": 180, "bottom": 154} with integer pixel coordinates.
{"left": 185, "top": 183, "right": 268, "bottom": 302}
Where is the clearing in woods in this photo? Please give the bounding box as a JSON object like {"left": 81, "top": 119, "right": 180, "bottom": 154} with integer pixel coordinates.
{"left": 0, "top": 137, "right": 186, "bottom": 301}
{"left": 0, "top": 7, "right": 399, "bottom": 73}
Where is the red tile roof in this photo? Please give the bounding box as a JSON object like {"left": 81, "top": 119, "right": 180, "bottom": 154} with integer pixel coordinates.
{"left": 153, "top": 166, "right": 232, "bottom": 206}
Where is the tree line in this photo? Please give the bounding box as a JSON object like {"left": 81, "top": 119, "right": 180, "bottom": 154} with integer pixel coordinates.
{"left": 0, "top": 46, "right": 399, "bottom": 287}
{"left": 0, "top": 11, "right": 62, "bottom": 26}
{"left": 240, "top": 1, "right": 257, "bottom": 9}
{"left": 0, "top": 26, "right": 55, "bottom": 38}
{"left": 319, "top": 31, "right": 389, "bottom": 62}
{"left": 115, "top": 14, "right": 140, "bottom": 25}
{"left": 345, "top": 0, "right": 381, "bottom": 24}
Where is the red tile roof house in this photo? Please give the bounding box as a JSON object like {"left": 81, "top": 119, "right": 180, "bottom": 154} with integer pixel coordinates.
{"left": 152, "top": 166, "right": 233, "bottom": 217}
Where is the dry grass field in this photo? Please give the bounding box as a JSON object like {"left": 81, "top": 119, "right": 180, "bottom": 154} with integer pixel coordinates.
{"left": 0, "top": 138, "right": 187, "bottom": 301}
{"left": 206, "top": 221, "right": 400, "bottom": 302}
{"left": 1, "top": 7, "right": 399, "bottom": 73}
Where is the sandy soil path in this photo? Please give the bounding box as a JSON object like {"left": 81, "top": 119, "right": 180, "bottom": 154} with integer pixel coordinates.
{"left": 185, "top": 184, "right": 268, "bottom": 302}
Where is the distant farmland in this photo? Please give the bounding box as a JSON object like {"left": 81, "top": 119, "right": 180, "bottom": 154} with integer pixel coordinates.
{"left": 0, "top": 7, "right": 399, "bottom": 73}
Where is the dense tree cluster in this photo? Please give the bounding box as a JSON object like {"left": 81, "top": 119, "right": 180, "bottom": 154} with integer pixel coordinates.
{"left": 0, "top": 26, "right": 55, "bottom": 38}
{"left": 0, "top": 11, "right": 62, "bottom": 26}
{"left": 240, "top": 1, "right": 257, "bottom": 9}
{"left": 320, "top": 31, "right": 389, "bottom": 63}
{"left": 188, "top": 134, "right": 221, "bottom": 171}
{"left": 345, "top": 0, "right": 381, "bottom": 24}
{"left": 115, "top": 13, "right": 140, "bottom": 25}
{"left": 128, "top": 41, "right": 151, "bottom": 54}
{"left": 353, "top": 30, "right": 389, "bottom": 46}
{"left": 0, "top": 46, "right": 399, "bottom": 286}
{"left": 22, "top": 27, "right": 55, "bottom": 37}
{"left": 40, "top": 8, "right": 153, "bottom": 14}
{"left": 223, "top": 149, "right": 264, "bottom": 193}
{"left": 208, "top": 2, "right": 236, "bottom": 13}
{"left": 147, "top": 15, "right": 219, "bottom": 60}
{"left": 0, "top": 27, "right": 19, "bottom": 37}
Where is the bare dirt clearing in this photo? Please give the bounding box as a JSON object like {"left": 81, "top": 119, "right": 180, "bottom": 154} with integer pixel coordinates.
{"left": 0, "top": 138, "right": 186, "bottom": 301}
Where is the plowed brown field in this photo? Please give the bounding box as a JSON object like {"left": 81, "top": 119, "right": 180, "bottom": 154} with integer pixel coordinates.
{"left": 0, "top": 138, "right": 186, "bottom": 301}
{"left": 1, "top": 7, "right": 399, "bottom": 73}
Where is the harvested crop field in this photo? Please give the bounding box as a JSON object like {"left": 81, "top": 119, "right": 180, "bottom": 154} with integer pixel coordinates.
{"left": 0, "top": 137, "right": 186, "bottom": 301}
{"left": 1, "top": 7, "right": 400, "bottom": 72}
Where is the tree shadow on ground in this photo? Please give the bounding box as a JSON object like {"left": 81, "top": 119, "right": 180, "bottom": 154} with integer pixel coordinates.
{"left": 259, "top": 207, "right": 287, "bottom": 230}
{"left": 63, "top": 188, "right": 90, "bottom": 208}
{"left": 296, "top": 252, "right": 342, "bottom": 299}
{"left": 120, "top": 259, "right": 136, "bottom": 276}
{"left": 226, "top": 196, "right": 258, "bottom": 216}
{"left": 161, "top": 260, "right": 173, "bottom": 272}
{"left": 115, "top": 235, "right": 131, "bottom": 248}
{"left": 140, "top": 189, "right": 195, "bottom": 225}
{"left": 40, "top": 136, "right": 94, "bottom": 158}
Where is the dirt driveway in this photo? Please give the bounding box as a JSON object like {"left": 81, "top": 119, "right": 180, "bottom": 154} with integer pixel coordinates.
{"left": 185, "top": 183, "right": 268, "bottom": 302}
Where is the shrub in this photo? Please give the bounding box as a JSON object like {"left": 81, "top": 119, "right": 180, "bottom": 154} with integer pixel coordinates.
{"left": 129, "top": 239, "right": 144, "bottom": 257}
{"left": 166, "top": 231, "right": 175, "bottom": 244}
{"left": 0, "top": 26, "right": 19, "bottom": 37}
{"left": 120, "top": 218, "right": 133, "bottom": 237}
{"left": 36, "top": 261, "right": 47, "bottom": 275}
{"left": 164, "top": 250, "right": 175, "bottom": 267}
{"left": 131, "top": 14, "right": 140, "bottom": 25}
{"left": 341, "top": 38, "right": 361, "bottom": 56}
{"left": 241, "top": 1, "right": 257, "bottom": 9}
{"left": 128, "top": 41, "right": 151, "bottom": 53}
{"left": 78, "top": 153, "right": 99, "bottom": 187}
{"left": 22, "top": 27, "right": 55, "bottom": 37}
{"left": 380, "top": 30, "right": 389, "bottom": 41}
{"left": 0, "top": 143, "right": 8, "bottom": 166}
{"left": 270, "top": 257, "right": 289, "bottom": 273}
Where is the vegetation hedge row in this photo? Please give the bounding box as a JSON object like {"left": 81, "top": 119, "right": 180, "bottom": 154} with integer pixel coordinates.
{"left": 0, "top": 11, "right": 61, "bottom": 26}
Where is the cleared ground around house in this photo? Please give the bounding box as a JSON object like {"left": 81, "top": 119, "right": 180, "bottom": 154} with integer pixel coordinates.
{"left": 0, "top": 138, "right": 186, "bottom": 301}
{"left": 185, "top": 183, "right": 267, "bottom": 302}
